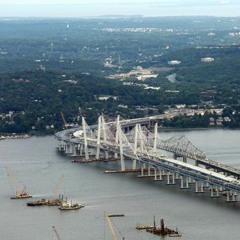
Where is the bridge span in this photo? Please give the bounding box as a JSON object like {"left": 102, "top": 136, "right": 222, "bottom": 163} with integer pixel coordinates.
{"left": 55, "top": 115, "right": 240, "bottom": 203}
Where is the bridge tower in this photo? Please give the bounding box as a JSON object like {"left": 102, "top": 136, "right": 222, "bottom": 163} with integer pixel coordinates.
{"left": 114, "top": 115, "right": 120, "bottom": 160}
{"left": 153, "top": 122, "right": 158, "bottom": 155}
{"left": 96, "top": 115, "right": 109, "bottom": 160}
{"left": 82, "top": 116, "right": 89, "bottom": 160}
{"left": 117, "top": 115, "right": 125, "bottom": 171}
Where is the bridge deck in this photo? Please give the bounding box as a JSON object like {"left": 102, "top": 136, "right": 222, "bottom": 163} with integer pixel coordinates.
{"left": 56, "top": 135, "right": 240, "bottom": 194}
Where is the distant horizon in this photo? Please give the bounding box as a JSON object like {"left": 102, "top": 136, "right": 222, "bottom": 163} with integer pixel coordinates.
{"left": 0, "top": 1, "right": 239, "bottom": 18}
{"left": 1, "top": 15, "right": 240, "bottom": 19}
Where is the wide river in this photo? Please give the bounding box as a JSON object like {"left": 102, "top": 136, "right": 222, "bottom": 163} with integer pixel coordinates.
{"left": 0, "top": 129, "right": 239, "bottom": 240}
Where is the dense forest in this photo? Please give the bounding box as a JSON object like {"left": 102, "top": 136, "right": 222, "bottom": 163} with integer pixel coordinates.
{"left": 0, "top": 16, "right": 240, "bottom": 134}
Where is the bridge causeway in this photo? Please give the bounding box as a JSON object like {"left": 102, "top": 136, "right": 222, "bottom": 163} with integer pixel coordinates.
{"left": 55, "top": 115, "right": 240, "bottom": 203}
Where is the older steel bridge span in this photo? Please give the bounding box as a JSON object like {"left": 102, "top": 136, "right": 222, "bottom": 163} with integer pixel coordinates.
{"left": 55, "top": 115, "right": 240, "bottom": 203}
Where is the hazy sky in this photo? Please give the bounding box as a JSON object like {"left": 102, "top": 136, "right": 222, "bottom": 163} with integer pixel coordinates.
{"left": 0, "top": 0, "right": 240, "bottom": 17}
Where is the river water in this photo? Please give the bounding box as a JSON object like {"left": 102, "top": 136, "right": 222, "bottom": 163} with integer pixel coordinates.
{"left": 0, "top": 129, "right": 239, "bottom": 240}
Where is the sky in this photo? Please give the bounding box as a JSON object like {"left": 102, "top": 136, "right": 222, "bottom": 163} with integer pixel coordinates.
{"left": 0, "top": 0, "right": 240, "bottom": 18}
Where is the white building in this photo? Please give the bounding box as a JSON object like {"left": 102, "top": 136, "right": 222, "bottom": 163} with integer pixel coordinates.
{"left": 168, "top": 60, "right": 181, "bottom": 65}
{"left": 201, "top": 57, "right": 215, "bottom": 63}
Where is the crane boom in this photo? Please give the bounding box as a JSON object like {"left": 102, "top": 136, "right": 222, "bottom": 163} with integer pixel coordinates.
{"left": 53, "top": 175, "right": 64, "bottom": 197}
{"left": 6, "top": 165, "right": 20, "bottom": 194}
{"left": 52, "top": 226, "right": 61, "bottom": 240}
{"left": 105, "top": 210, "right": 117, "bottom": 240}
{"left": 60, "top": 112, "right": 68, "bottom": 129}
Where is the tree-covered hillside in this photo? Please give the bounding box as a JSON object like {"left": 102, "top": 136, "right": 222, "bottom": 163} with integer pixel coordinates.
{"left": 0, "top": 16, "right": 240, "bottom": 133}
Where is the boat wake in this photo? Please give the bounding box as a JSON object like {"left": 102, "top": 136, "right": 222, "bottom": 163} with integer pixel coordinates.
{"left": 31, "top": 193, "right": 52, "bottom": 198}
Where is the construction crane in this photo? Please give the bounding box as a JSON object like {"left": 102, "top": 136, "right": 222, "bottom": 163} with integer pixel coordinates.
{"left": 52, "top": 226, "right": 61, "bottom": 240}
{"left": 60, "top": 112, "right": 68, "bottom": 129}
{"left": 104, "top": 210, "right": 126, "bottom": 240}
{"left": 46, "top": 175, "right": 65, "bottom": 205}
{"left": 6, "top": 165, "right": 32, "bottom": 199}
{"left": 6, "top": 165, "right": 20, "bottom": 194}
{"left": 53, "top": 175, "right": 64, "bottom": 197}
{"left": 25, "top": 175, "right": 64, "bottom": 206}
{"left": 105, "top": 210, "right": 117, "bottom": 240}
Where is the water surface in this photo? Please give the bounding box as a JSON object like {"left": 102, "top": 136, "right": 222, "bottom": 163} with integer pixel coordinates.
{"left": 0, "top": 129, "right": 239, "bottom": 240}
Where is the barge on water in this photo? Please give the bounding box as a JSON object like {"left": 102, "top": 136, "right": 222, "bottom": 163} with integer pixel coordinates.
{"left": 10, "top": 186, "right": 32, "bottom": 199}
{"left": 136, "top": 223, "right": 154, "bottom": 230}
{"left": 27, "top": 195, "right": 65, "bottom": 207}
{"left": 146, "top": 218, "right": 181, "bottom": 237}
{"left": 11, "top": 191, "right": 32, "bottom": 199}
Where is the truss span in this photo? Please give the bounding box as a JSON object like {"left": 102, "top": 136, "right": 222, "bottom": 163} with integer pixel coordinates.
{"left": 159, "top": 135, "right": 206, "bottom": 160}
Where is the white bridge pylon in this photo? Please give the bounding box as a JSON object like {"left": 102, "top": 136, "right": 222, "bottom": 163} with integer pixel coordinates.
{"left": 82, "top": 116, "right": 90, "bottom": 160}
{"left": 82, "top": 115, "right": 161, "bottom": 171}
{"left": 95, "top": 115, "right": 156, "bottom": 171}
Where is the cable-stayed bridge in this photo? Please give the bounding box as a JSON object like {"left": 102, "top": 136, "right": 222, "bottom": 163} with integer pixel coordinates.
{"left": 55, "top": 115, "right": 240, "bottom": 203}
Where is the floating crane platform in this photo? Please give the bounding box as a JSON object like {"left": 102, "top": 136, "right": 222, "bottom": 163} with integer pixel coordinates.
{"left": 138, "top": 218, "right": 182, "bottom": 237}
{"left": 11, "top": 192, "right": 32, "bottom": 199}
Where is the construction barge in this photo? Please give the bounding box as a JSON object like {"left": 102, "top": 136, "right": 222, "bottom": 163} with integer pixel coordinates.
{"left": 137, "top": 218, "right": 181, "bottom": 237}
{"left": 27, "top": 195, "right": 65, "bottom": 207}
{"left": 6, "top": 166, "right": 32, "bottom": 200}
{"left": 11, "top": 191, "right": 32, "bottom": 199}
{"left": 136, "top": 223, "right": 154, "bottom": 230}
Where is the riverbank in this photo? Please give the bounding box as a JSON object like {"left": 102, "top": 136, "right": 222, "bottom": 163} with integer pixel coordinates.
{"left": 0, "top": 133, "right": 31, "bottom": 139}
{"left": 158, "top": 126, "right": 240, "bottom": 132}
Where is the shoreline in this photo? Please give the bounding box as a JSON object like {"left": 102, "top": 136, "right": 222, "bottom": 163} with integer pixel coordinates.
{"left": 1, "top": 126, "right": 240, "bottom": 138}
{"left": 0, "top": 133, "right": 31, "bottom": 139}
{"left": 158, "top": 127, "right": 240, "bottom": 132}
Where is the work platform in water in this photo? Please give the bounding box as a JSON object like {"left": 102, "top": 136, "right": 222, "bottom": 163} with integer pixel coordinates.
{"left": 140, "top": 217, "right": 181, "bottom": 237}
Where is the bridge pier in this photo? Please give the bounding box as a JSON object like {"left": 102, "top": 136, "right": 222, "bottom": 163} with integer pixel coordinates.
{"left": 57, "top": 141, "right": 65, "bottom": 152}
{"left": 174, "top": 173, "right": 181, "bottom": 180}
{"left": 195, "top": 181, "right": 205, "bottom": 193}
{"left": 204, "top": 182, "right": 210, "bottom": 188}
{"left": 77, "top": 144, "right": 81, "bottom": 156}
{"left": 71, "top": 143, "right": 78, "bottom": 156}
{"left": 63, "top": 142, "right": 67, "bottom": 153}
{"left": 180, "top": 176, "right": 190, "bottom": 189}
{"left": 140, "top": 163, "right": 147, "bottom": 176}
{"left": 210, "top": 186, "right": 220, "bottom": 198}
{"left": 72, "top": 143, "right": 84, "bottom": 157}
{"left": 132, "top": 159, "right": 137, "bottom": 169}
{"left": 167, "top": 172, "right": 176, "bottom": 185}
{"left": 79, "top": 144, "right": 83, "bottom": 156}
{"left": 154, "top": 168, "right": 163, "bottom": 181}
{"left": 154, "top": 168, "right": 160, "bottom": 180}
{"left": 65, "top": 142, "right": 73, "bottom": 155}
{"left": 148, "top": 165, "right": 151, "bottom": 175}
{"left": 188, "top": 177, "right": 195, "bottom": 184}
{"left": 226, "top": 191, "right": 237, "bottom": 202}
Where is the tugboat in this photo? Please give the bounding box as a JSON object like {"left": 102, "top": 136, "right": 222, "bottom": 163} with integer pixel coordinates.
{"left": 58, "top": 200, "right": 84, "bottom": 210}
